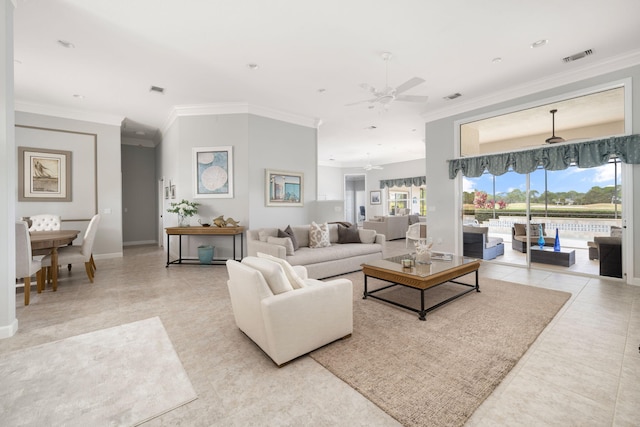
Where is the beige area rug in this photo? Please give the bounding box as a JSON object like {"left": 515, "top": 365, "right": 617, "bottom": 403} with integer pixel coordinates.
{"left": 310, "top": 273, "right": 571, "bottom": 427}
{"left": 0, "top": 317, "right": 197, "bottom": 426}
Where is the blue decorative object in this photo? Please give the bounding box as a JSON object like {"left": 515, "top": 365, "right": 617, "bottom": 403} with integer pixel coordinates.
{"left": 554, "top": 228, "right": 561, "bottom": 252}
{"left": 537, "top": 224, "right": 545, "bottom": 249}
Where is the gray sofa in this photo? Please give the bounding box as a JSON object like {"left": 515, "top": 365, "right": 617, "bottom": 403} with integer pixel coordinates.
{"left": 247, "top": 224, "right": 385, "bottom": 279}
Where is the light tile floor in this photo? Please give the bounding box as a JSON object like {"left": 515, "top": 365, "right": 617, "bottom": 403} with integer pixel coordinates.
{"left": 4, "top": 240, "right": 639, "bottom": 426}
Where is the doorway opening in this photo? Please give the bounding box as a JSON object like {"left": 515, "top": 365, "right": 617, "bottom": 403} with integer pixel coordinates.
{"left": 344, "top": 174, "right": 366, "bottom": 226}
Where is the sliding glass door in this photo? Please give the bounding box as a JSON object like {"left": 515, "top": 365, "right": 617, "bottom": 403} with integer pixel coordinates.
{"left": 462, "top": 159, "right": 623, "bottom": 277}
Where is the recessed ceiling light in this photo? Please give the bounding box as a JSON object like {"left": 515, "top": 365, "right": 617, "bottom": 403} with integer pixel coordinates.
{"left": 492, "top": 57, "right": 502, "bottom": 63}
{"left": 72, "top": 94, "right": 84, "bottom": 99}
{"left": 247, "top": 63, "right": 259, "bottom": 70}
{"left": 317, "top": 88, "right": 326, "bottom": 93}
{"left": 57, "top": 40, "right": 75, "bottom": 48}
{"left": 150, "top": 85, "right": 165, "bottom": 94}
{"left": 531, "top": 39, "right": 548, "bottom": 48}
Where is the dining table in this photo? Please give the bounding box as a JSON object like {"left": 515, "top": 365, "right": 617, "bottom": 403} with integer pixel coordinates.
{"left": 30, "top": 229, "right": 80, "bottom": 292}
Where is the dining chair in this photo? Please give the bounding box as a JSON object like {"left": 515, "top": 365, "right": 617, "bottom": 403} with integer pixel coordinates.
{"left": 28, "top": 214, "right": 61, "bottom": 231}
{"left": 16, "top": 221, "right": 44, "bottom": 306}
{"left": 42, "top": 214, "right": 101, "bottom": 284}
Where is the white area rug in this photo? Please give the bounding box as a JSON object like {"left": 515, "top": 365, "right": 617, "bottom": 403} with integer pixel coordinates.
{"left": 0, "top": 317, "right": 197, "bottom": 426}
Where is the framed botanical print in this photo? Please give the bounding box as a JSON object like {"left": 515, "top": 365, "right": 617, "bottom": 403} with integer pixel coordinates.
{"left": 18, "top": 146, "right": 72, "bottom": 201}
{"left": 193, "top": 146, "right": 233, "bottom": 198}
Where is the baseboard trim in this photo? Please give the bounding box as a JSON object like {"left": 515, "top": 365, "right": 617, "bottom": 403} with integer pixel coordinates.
{"left": 0, "top": 318, "right": 19, "bottom": 340}
{"left": 93, "top": 252, "right": 123, "bottom": 260}
{"left": 123, "top": 240, "right": 157, "bottom": 247}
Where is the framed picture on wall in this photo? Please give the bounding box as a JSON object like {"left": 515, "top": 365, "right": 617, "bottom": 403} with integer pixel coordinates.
{"left": 170, "top": 184, "right": 176, "bottom": 199}
{"left": 370, "top": 190, "right": 381, "bottom": 205}
{"left": 164, "top": 186, "right": 170, "bottom": 200}
{"left": 193, "top": 146, "right": 233, "bottom": 198}
{"left": 18, "top": 146, "right": 72, "bottom": 201}
{"left": 265, "top": 169, "right": 303, "bottom": 207}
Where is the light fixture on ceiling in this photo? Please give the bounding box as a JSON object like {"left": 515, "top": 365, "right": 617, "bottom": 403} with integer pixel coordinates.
{"left": 247, "top": 63, "right": 259, "bottom": 70}
{"left": 530, "top": 39, "right": 548, "bottom": 48}
{"left": 72, "top": 94, "right": 84, "bottom": 99}
{"left": 545, "top": 109, "right": 565, "bottom": 144}
{"left": 57, "top": 40, "right": 75, "bottom": 48}
{"left": 149, "top": 85, "right": 165, "bottom": 94}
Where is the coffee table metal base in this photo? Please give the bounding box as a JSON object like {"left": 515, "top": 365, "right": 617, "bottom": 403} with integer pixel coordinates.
{"left": 363, "top": 269, "right": 479, "bottom": 321}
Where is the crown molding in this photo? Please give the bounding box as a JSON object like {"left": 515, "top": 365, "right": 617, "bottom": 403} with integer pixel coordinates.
{"left": 161, "top": 102, "right": 320, "bottom": 135}
{"left": 14, "top": 101, "right": 124, "bottom": 126}
{"left": 422, "top": 49, "right": 640, "bottom": 124}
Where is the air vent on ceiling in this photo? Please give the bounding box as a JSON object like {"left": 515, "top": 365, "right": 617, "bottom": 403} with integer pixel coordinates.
{"left": 149, "top": 85, "right": 165, "bottom": 94}
{"left": 443, "top": 92, "right": 462, "bottom": 100}
{"left": 563, "top": 49, "right": 593, "bottom": 63}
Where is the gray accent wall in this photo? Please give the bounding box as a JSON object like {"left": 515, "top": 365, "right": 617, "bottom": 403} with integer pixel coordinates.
{"left": 15, "top": 111, "right": 124, "bottom": 259}
{"left": 160, "top": 113, "right": 317, "bottom": 259}
{"left": 425, "top": 64, "right": 640, "bottom": 283}
{"left": 121, "top": 144, "right": 157, "bottom": 245}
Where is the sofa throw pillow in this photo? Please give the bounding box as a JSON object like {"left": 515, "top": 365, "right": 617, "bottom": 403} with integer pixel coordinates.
{"left": 266, "top": 236, "right": 295, "bottom": 256}
{"left": 309, "top": 221, "right": 331, "bottom": 248}
{"left": 257, "top": 252, "right": 306, "bottom": 289}
{"left": 338, "top": 223, "right": 361, "bottom": 244}
{"left": 278, "top": 225, "right": 299, "bottom": 250}
{"left": 358, "top": 228, "right": 377, "bottom": 244}
{"left": 241, "top": 257, "right": 293, "bottom": 295}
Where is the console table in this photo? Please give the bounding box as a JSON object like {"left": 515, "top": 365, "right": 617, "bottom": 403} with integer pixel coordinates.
{"left": 165, "top": 226, "right": 245, "bottom": 267}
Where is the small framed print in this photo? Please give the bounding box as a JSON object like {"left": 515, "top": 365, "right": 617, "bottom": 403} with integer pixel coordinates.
{"left": 265, "top": 169, "right": 303, "bottom": 207}
{"left": 370, "top": 190, "right": 381, "bottom": 205}
{"left": 18, "top": 146, "right": 72, "bottom": 201}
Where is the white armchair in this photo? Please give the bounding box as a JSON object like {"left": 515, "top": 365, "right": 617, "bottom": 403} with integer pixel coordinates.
{"left": 226, "top": 256, "right": 353, "bottom": 366}
{"left": 406, "top": 222, "right": 427, "bottom": 248}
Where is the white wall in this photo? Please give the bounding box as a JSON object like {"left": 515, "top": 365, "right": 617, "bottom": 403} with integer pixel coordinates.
{"left": 0, "top": 0, "right": 16, "bottom": 338}
{"left": 426, "top": 65, "right": 640, "bottom": 283}
{"left": 317, "top": 165, "right": 343, "bottom": 200}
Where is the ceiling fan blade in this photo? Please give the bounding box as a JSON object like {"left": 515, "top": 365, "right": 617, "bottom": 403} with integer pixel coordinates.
{"left": 345, "top": 98, "right": 376, "bottom": 107}
{"left": 395, "top": 77, "right": 426, "bottom": 95}
{"left": 396, "top": 94, "right": 429, "bottom": 103}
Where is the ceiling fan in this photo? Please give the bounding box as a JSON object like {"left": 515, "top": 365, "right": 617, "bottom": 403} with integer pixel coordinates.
{"left": 346, "top": 52, "right": 429, "bottom": 109}
{"left": 545, "top": 109, "right": 565, "bottom": 144}
{"left": 363, "top": 154, "right": 383, "bottom": 171}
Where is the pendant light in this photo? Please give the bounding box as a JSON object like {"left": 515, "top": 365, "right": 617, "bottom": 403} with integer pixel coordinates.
{"left": 545, "top": 109, "right": 565, "bottom": 144}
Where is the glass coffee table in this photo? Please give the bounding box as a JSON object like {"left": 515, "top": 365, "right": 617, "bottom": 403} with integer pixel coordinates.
{"left": 361, "top": 254, "right": 481, "bottom": 321}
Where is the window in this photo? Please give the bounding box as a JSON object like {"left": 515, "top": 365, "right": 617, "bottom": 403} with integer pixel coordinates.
{"left": 387, "top": 185, "right": 426, "bottom": 216}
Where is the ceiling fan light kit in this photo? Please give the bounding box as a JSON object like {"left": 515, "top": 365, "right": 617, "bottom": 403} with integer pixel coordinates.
{"left": 545, "top": 109, "right": 565, "bottom": 144}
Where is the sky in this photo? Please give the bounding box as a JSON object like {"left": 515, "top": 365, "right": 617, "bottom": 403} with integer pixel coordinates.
{"left": 462, "top": 163, "right": 620, "bottom": 195}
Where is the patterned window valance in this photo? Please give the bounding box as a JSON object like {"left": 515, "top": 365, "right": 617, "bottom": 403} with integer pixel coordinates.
{"left": 448, "top": 134, "right": 640, "bottom": 179}
{"left": 380, "top": 175, "right": 426, "bottom": 189}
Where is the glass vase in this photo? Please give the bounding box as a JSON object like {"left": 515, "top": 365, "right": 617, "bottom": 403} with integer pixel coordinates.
{"left": 178, "top": 214, "right": 190, "bottom": 227}
{"left": 537, "top": 224, "right": 545, "bottom": 249}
